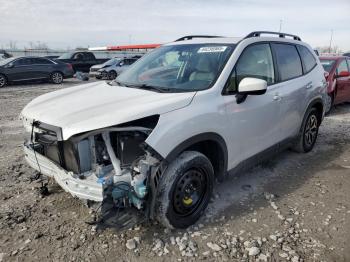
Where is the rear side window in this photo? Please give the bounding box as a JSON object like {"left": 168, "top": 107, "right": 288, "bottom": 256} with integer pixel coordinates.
{"left": 84, "top": 53, "right": 95, "bottom": 60}
{"left": 33, "top": 58, "right": 54, "bottom": 65}
{"left": 225, "top": 43, "right": 275, "bottom": 93}
{"left": 272, "top": 43, "right": 303, "bottom": 81}
{"left": 297, "top": 45, "right": 317, "bottom": 73}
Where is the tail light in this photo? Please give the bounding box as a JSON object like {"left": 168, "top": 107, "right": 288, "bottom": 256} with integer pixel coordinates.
{"left": 67, "top": 63, "right": 73, "bottom": 70}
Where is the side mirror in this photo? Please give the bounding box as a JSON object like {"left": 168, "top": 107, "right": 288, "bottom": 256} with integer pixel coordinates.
{"left": 337, "top": 71, "right": 350, "bottom": 78}
{"left": 238, "top": 77, "right": 267, "bottom": 95}
{"left": 119, "top": 61, "right": 124, "bottom": 66}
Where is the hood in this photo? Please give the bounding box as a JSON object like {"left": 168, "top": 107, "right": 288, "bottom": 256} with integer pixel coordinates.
{"left": 21, "top": 81, "right": 196, "bottom": 140}
{"left": 91, "top": 64, "right": 104, "bottom": 69}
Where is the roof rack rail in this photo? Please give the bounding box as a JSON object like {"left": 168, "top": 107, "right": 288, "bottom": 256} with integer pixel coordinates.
{"left": 245, "top": 31, "right": 301, "bottom": 41}
{"left": 175, "top": 35, "right": 223, "bottom": 42}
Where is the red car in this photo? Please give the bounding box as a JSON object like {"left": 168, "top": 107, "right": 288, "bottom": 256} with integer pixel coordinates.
{"left": 320, "top": 56, "right": 350, "bottom": 114}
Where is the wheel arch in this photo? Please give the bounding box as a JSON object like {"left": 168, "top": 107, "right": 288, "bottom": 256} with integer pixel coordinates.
{"left": 304, "top": 98, "right": 324, "bottom": 126}
{"left": 0, "top": 73, "right": 8, "bottom": 84}
{"left": 164, "top": 132, "right": 228, "bottom": 181}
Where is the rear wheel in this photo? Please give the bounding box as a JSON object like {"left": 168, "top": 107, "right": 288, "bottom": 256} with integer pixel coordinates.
{"left": 155, "top": 151, "right": 214, "bottom": 229}
{"left": 325, "top": 93, "right": 334, "bottom": 115}
{"left": 50, "top": 72, "right": 63, "bottom": 84}
{"left": 108, "top": 70, "right": 117, "bottom": 80}
{"left": 292, "top": 107, "right": 319, "bottom": 153}
{"left": 0, "top": 74, "right": 7, "bottom": 88}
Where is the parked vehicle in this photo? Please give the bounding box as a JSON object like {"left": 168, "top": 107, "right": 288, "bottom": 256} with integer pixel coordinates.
{"left": 89, "top": 56, "right": 140, "bottom": 80}
{"left": 320, "top": 56, "right": 350, "bottom": 114}
{"left": 0, "top": 50, "right": 12, "bottom": 60}
{"left": 56, "top": 51, "right": 108, "bottom": 73}
{"left": 0, "top": 56, "right": 74, "bottom": 88}
{"left": 21, "top": 32, "right": 326, "bottom": 229}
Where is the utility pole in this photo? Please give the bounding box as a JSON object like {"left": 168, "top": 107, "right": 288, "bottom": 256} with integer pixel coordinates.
{"left": 329, "top": 29, "right": 333, "bottom": 53}
{"left": 279, "top": 20, "right": 283, "bottom": 32}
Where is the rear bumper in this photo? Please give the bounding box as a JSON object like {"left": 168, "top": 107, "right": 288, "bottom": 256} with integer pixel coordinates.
{"left": 24, "top": 144, "right": 103, "bottom": 202}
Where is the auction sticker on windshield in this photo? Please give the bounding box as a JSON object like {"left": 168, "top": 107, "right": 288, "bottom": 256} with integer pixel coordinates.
{"left": 198, "top": 46, "right": 227, "bottom": 53}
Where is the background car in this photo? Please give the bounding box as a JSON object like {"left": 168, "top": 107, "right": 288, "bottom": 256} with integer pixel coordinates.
{"left": 89, "top": 56, "right": 140, "bottom": 80}
{"left": 320, "top": 56, "right": 350, "bottom": 114}
{"left": 0, "top": 56, "right": 74, "bottom": 88}
{"left": 56, "top": 51, "right": 108, "bottom": 73}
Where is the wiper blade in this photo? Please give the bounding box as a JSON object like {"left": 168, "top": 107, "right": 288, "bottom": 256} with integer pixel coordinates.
{"left": 126, "top": 83, "right": 170, "bottom": 93}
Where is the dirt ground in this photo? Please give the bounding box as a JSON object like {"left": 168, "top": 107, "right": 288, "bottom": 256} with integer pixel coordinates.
{"left": 0, "top": 79, "right": 349, "bottom": 262}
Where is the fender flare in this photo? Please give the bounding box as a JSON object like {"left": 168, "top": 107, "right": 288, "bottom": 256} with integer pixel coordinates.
{"left": 300, "top": 97, "right": 324, "bottom": 131}
{"left": 164, "top": 132, "right": 228, "bottom": 180}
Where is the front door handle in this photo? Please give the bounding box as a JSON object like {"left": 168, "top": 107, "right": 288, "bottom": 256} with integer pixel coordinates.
{"left": 273, "top": 94, "right": 281, "bottom": 101}
{"left": 305, "top": 82, "right": 313, "bottom": 89}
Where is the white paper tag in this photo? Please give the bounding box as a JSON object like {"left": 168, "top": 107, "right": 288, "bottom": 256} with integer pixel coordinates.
{"left": 198, "top": 46, "right": 227, "bottom": 53}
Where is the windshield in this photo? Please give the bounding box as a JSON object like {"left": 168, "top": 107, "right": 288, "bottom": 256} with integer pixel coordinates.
{"left": 114, "top": 44, "right": 234, "bottom": 92}
{"left": 58, "top": 52, "right": 74, "bottom": 59}
{"left": 320, "top": 59, "right": 336, "bottom": 73}
{"left": 103, "top": 58, "right": 120, "bottom": 66}
{"left": 0, "top": 57, "right": 16, "bottom": 66}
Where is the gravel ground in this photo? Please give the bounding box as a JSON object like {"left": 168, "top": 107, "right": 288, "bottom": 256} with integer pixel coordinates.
{"left": 0, "top": 79, "right": 349, "bottom": 262}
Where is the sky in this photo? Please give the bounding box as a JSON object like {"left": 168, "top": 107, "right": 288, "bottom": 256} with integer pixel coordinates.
{"left": 0, "top": 0, "right": 349, "bottom": 51}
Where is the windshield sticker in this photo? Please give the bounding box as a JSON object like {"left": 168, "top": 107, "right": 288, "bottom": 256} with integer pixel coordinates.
{"left": 198, "top": 46, "right": 227, "bottom": 53}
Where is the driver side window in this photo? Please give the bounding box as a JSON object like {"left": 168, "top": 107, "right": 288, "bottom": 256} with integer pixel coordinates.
{"left": 225, "top": 43, "right": 275, "bottom": 94}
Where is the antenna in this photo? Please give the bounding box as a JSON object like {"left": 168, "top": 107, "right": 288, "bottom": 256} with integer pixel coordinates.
{"left": 329, "top": 29, "right": 333, "bottom": 53}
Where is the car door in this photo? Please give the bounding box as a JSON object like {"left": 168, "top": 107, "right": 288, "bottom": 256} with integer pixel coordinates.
{"left": 5, "top": 58, "right": 34, "bottom": 81}
{"left": 222, "top": 43, "right": 281, "bottom": 165}
{"left": 72, "top": 52, "right": 85, "bottom": 72}
{"left": 31, "top": 57, "right": 54, "bottom": 79}
{"left": 271, "top": 43, "right": 309, "bottom": 139}
{"left": 335, "top": 58, "right": 350, "bottom": 103}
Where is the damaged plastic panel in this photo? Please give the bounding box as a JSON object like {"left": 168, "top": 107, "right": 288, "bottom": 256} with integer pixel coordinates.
{"left": 28, "top": 115, "right": 162, "bottom": 229}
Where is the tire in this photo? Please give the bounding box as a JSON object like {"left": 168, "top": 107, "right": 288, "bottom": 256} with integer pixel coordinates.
{"left": 325, "top": 93, "right": 334, "bottom": 115}
{"left": 101, "top": 71, "right": 108, "bottom": 79}
{"left": 291, "top": 107, "right": 320, "bottom": 153}
{"left": 0, "top": 74, "right": 7, "bottom": 88}
{"left": 155, "top": 151, "right": 214, "bottom": 229}
{"left": 50, "top": 72, "right": 63, "bottom": 84}
{"left": 108, "top": 70, "right": 117, "bottom": 80}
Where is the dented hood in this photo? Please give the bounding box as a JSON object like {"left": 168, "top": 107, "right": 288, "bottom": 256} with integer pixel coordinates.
{"left": 21, "top": 81, "right": 196, "bottom": 140}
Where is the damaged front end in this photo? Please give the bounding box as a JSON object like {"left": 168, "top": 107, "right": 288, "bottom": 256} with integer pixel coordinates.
{"left": 23, "top": 115, "right": 163, "bottom": 229}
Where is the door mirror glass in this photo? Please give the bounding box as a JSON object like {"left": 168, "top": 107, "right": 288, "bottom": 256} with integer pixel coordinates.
{"left": 238, "top": 77, "right": 267, "bottom": 95}
{"left": 337, "top": 71, "right": 350, "bottom": 77}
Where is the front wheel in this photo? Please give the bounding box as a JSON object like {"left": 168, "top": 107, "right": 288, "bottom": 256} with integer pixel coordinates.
{"left": 0, "top": 74, "right": 7, "bottom": 88}
{"left": 155, "top": 151, "right": 214, "bottom": 229}
{"left": 108, "top": 70, "right": 117, "bottom": 80}
{"left": 292, "top": 107, "right": 319, "bottom": 153}
{"left": 50, "top": 72, "right": 63, "bottom": 84}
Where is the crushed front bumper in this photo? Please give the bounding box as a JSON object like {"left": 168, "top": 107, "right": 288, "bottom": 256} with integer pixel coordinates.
{"left": 24, "top": 144, "right": 103, "bottom": 202}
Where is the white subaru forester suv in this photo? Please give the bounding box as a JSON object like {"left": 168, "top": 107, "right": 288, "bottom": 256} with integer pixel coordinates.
{"left": 21, "top": 32, "right": 327, "bottom": 229}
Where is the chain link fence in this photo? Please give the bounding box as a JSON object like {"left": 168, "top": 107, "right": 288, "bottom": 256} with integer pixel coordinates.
{"left": 3, "top": 49, "right": 147, "bottom": 59}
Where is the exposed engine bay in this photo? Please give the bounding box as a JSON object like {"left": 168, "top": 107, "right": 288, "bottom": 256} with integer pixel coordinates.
{"left": 25, "top": 115, "right": 163, "bottom": 229}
